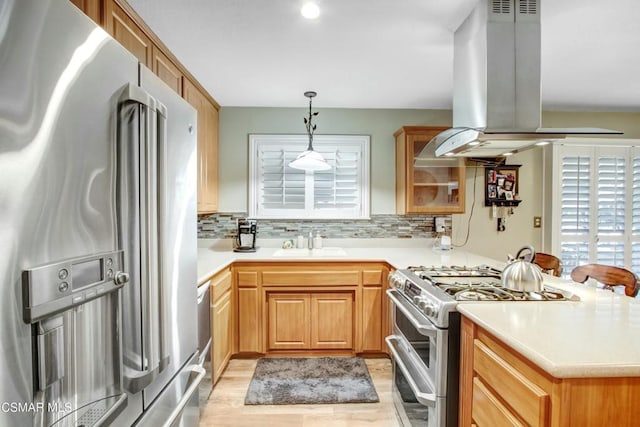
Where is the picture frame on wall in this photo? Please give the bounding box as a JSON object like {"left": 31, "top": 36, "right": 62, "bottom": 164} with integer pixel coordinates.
{"left": 484, "top": 165, "right": 522, "bottom": 207}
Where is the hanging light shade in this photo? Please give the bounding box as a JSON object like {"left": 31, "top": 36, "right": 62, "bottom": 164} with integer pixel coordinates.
{"left": 289, "top": 91, "right": 331, "bottom": 171}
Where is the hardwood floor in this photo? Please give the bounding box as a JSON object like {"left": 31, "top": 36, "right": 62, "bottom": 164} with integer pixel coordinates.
{"left": 200, "top": 357, "right": 401, "bottom": 426}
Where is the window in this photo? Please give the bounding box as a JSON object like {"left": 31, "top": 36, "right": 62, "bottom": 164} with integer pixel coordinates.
{"left": 551, "top": 144, "right": 640, "bottom": 276}
{"left": 249, "top": 134, "right": 370, "bottom": 219}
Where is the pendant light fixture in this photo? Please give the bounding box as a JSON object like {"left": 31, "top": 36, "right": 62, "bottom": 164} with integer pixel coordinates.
{"left": 288, "top": 91, "right": 331, "bottom": 171}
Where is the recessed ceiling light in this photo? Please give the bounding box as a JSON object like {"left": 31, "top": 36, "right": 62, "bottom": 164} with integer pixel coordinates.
{"left": 503, "top": 152, "right": 514, "bottom": 156}
{"left": 535, "top": 141, "right": 550, "bottom": 146}
{"left": 301, "top": 2, "right": 320, "bottom": 19}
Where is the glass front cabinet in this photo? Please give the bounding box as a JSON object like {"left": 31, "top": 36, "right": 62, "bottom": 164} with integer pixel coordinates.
{"left": 394, "top": 126, "right": 466, "bottom": 214}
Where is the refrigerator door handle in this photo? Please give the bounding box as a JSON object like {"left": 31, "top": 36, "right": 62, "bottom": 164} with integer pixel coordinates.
{"left": 156, "top": 103, "right": 171, "bottom": 368}
{"left": 161, "top": 364, "right": 205, "bottom": 427}
{"left": 118, "top": 83, "right": 169, "bottom": 392}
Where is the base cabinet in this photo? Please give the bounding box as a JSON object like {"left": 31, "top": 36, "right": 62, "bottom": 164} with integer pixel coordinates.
{"left": 267, "top": 292, "right": 354, "bottom": 351}
{"left": 460, "top": 316, "right": 640, "bottom": 427}
{"left": 210, "top": 269, "right": 232, "bottom": 385}
{"left": 235, "top": 262, "right": 389, "bottom": 356}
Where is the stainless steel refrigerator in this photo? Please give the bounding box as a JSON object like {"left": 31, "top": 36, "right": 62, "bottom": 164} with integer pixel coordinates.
{"left": 0, "top": 1, "right": 202, "bottom": 426}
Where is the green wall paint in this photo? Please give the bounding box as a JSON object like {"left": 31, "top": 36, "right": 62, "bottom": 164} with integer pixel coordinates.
{"left": 218, "top": 107, "right": 451, "bottom": 214}
{"left": 218, "top": 107, "right": 640, "bottom": 261}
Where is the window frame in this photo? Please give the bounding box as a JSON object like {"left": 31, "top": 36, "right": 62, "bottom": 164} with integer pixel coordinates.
{"left": 248, "top": 134, "right": 371, "bottom": 219}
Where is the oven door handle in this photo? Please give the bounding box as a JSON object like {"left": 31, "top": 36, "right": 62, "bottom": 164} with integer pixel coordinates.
{"left": 386, "top": 335, "right": 437, "bottom": 407}
{"left": 387, "top": 289, "right": 438, "bottom": 336}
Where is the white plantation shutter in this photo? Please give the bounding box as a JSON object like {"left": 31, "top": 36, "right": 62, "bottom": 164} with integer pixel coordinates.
{"left": 313, "top": 148, "right": 360, "bottom": 212}
{"left": 597, "top": 156, "right": 625, "bottom": 235}
{"left": 558, "top": 150, "right": 592, "bottom": 274}
{"left": 553, "top": 144, "right": 640, "bottom": 280}
{"left": 561, "top": 155, "right": 590, "bottom": 235}
{"left": 259, "top": 148, "right": 306, "bottom": 211}
{"left": 632, "top": 155, "right": 640, "bottom": 272}
{"left": 596, "top": 154, "right": 626, "bottom": 267}
{"left": 249, "top": 134, "right": 370, "bottom": 219}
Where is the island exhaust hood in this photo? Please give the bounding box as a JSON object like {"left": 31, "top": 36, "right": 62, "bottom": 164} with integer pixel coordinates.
{"left": 431, "top": 0, "right": 621, "bottom": 158}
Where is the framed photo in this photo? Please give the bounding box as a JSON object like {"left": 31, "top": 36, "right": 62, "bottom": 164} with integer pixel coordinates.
{"left": 484, "top": 165, "right": 521, "bottom": 206}
{"left": 488, "top": 184, "right": 497, "bottom": 199}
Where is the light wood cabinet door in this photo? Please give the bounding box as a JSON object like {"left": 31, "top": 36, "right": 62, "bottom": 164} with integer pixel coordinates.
{"left": 268, "top": 294, "right": 310, "bottom": 350}
{"left": 69, "top": 0, "right": 101, "bottom": 23}
{"left": 199, "top": 101, "right": 219, "bottom": 213}
{"left": 361, "top": 287, "right": 382, "bottom": 352}
{"left": 183, "top": 78, "right": 219, "bottom": 214}
{"left": 103, "top": 0, "right": 152, "bottom": 66}
{"left": 238, "top": 287, "right": 260, "bottom": 353}
{"left": 212, "top": 290, "right": 232, "bottom": 384}
{"left": 311, "top": 293, "right": 353, "bottom": 349}
{"left": 151, "top": 45, "right": 183, "bottom": 95}
{"left": 395, "top": 126, "right": 466, "bottom": 214}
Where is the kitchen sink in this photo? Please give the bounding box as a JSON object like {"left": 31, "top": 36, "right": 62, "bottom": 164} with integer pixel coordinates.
{"left": 272, "top": 247, "right": 347, "bottom": 257}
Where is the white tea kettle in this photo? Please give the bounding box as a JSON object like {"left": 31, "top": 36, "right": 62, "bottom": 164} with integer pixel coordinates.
{"left": 501, "top": 245, "right": 544, "bottom": 292}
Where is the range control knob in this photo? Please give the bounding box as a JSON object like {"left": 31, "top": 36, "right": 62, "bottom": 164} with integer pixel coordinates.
{"left": 114, "top": 271, "right": 130, "bottom": 286}
{"left": 412, "top": 296, "right": 421, "bottom": 305}
{"left": 426, "top": 304, "right": 439, "bottom": 317}
{"left": 424, "top": 304, "right": 434, "bottom": 317}
{"left": 388, "top": 272, "right": 405, "bottom": 291}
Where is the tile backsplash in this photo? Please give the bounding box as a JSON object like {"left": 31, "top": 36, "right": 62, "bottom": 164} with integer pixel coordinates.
{"left": 198, "top": 213, "right": 452, "bottom": 239}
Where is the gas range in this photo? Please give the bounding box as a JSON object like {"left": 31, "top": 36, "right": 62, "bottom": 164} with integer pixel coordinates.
{"left": 388, "top": 265, "right": 576, "bottom": 328}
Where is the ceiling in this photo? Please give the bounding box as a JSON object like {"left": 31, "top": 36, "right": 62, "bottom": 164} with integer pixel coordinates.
{"left": 128, "top": 0, "right": 640, "bottom": 111}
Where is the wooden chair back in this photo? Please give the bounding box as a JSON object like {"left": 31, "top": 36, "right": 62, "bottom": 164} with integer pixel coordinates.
{"left": 570, "top": 264, "right": 639, "bottom": 297}
{"left": 533, "top": 253, "right": 562, "bottom": 277}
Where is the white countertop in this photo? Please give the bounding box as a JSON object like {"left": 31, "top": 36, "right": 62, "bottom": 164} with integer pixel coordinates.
{"left": 458, "top": 274, "right": 640, "bottom": 378}
{"left": 197, "top": 238, "right": 500, "bottom": 284}
{"left": 197, "top": 238, "right": 640, "bottom": 379}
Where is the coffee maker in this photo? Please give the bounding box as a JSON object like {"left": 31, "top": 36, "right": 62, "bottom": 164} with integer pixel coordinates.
{"left": 234, "top": 218, "right": 257, "bottom": 252}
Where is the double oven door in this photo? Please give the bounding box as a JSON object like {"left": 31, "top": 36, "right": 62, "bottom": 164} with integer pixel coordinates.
{"left": 385, "top": 289, "right": 459, "bottom": 427}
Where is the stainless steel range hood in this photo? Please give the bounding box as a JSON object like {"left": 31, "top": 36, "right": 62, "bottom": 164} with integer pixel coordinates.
{"left": 432, "top": 0, "right": 621, "bottom": 158}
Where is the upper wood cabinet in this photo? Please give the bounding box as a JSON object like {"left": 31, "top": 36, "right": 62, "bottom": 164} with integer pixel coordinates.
{"left": 184, "top": 78, "right": 219, "bottom": 214}
{"left": 69, "top": 0, "right": 101, "bottom": 23}
{"left": 72, "top": 0, "right": 220, "bottom": 214}
{"left": 395, "top": 126, "right": 466, "bottom": 214}
{"left": 103, "top": 0, "right": 152, "bottom": 66}
{"left": 151, "top": 45, "right": 183, "bottom": 96}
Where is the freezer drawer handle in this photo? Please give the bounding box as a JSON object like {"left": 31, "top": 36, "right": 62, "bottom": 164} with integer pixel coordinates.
{"left": 162, "top": 364, "right": 206, "bottom": 427}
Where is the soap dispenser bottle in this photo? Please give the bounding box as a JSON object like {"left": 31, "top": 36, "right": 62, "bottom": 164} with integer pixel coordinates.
{"left": 313, "top": 231, "right": 323, "bottom": 249}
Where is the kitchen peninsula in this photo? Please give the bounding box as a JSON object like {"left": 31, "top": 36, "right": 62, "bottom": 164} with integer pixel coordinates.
{"left": 199, "top": 239, "right": 640, "bottom": 426}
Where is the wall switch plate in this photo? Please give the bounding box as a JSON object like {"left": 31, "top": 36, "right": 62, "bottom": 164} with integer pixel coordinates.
{"left": 533, "top": 216, "right": 542, "bottom": 228}
{"left": 435, "top": 217, "right": 446, "bottom": 233}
